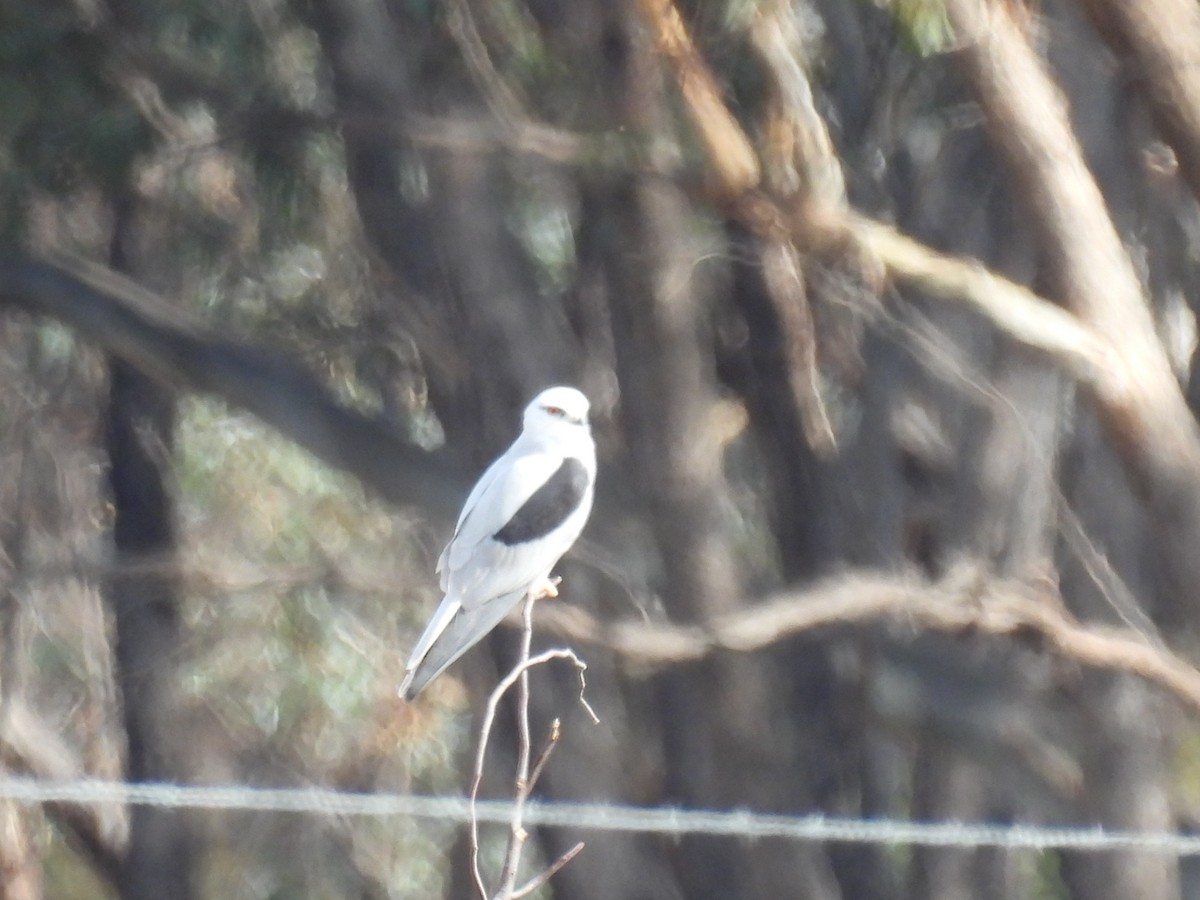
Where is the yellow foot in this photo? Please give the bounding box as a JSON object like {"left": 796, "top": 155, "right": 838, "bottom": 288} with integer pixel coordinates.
{"left": 533, "top": 576, "right": 562, "bottom": 600}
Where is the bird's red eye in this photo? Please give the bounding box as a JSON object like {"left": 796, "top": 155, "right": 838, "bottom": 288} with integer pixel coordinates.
{"left": 545, "top": 405, "right": 565, "bottom": 417}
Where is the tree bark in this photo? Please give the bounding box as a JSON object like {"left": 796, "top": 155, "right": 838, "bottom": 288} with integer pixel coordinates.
{"left": 1077, "top": 0, "right": 1200, "bottom": 206}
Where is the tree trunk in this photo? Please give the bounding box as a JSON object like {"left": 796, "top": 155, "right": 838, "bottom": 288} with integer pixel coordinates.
{"left": 105, "top": 203, "right": 193, "bottom": 900}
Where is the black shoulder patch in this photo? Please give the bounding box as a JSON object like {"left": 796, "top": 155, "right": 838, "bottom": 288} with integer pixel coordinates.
{"left": 493, "top": 457, "right": 589, "bottom": 546}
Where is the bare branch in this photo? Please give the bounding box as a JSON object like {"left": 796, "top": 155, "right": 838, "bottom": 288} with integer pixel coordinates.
{"left": 755, "top": 236, "right": 837, "bottom": 454}
{"left": 847, "top": 215, "right": 1110, "bottom": 383}
{"left": 745, "top": 0, "right": 845, "bottom": 204}
{"left": 526, "top": 719, "right": 561, "bottom": 797}
{"left": 530, "top": 566, "right": 1200, "bottom": 716}
{"left": 494, "top": 594, "right": 538, "bottom": 900}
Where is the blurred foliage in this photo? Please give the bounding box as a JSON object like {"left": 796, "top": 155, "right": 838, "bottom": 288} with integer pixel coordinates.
{"left": 0, "top": 316, "right": 464, "bottom": 894}
{"left": 0, "top": 8, "right": 147, "bottom": 243}
{"left": 2, "top": 22, "right": 130, "bottom": 242}
{"left": 1031, "top": 852, "right": 1070, "bottom": 900}
{"left": 174, "top": 396, "right": 465, "bottom": 896}
{"left": 43, "top": 823, "right": 117, "bottom": 900}
{"left": 872, "top": 0, "right": 953, "bottom": 55}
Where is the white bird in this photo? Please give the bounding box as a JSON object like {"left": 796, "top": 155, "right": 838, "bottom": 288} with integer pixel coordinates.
{"left": 399, "top": 386, "right": 596, "bottom": 701}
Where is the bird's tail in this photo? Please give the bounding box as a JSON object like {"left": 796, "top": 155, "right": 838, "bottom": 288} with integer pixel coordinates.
{"left": 399, "top": 587, "right": 526, "bottom": 701}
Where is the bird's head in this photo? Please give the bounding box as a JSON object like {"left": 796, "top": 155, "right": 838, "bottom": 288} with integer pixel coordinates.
{"left": 524, "top": 386, "right": 591, "bottom": 432}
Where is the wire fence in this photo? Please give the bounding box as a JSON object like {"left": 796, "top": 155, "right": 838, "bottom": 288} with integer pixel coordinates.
{"left": 4, "top": 775, "right": 1200, "bottom": 856}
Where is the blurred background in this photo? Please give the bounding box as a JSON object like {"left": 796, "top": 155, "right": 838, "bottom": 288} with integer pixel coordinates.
{"left": 3, "top": 0, "right": 1200, "bottom": 897}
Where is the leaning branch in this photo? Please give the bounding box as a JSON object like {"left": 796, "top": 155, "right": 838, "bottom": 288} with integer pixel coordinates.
{"left": 848, "top": 215, "right": 1109, "bottom": 383}
{"left": 0, "top": 252, "right": 461, "bottom": 517}
{"left": 636, "top": 0, "right": 760, "bottom": 196}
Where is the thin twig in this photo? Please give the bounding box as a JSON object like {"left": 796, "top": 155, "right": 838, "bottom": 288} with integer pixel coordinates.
{"left": 510, "top": 841, "right": 587, "bottom": 899}
{"left": 1056, "top": 497, "right": 1165, "bottom": 652}
{"left": 526, "top": 719, "right": 561, "bottom": 796}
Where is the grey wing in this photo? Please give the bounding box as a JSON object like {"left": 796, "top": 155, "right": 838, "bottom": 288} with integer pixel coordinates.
{"left": 398, "top": 587, "right": 526, "bottom": 700}
{"left": 403, "top": 511, "right": 588, "bottom": 700}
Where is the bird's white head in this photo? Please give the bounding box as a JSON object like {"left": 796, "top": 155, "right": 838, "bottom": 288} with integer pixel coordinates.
{"left": 523, "top": 385, "right": 591, "bottom": 432}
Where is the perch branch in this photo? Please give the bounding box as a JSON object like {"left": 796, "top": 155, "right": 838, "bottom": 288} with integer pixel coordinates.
{"left": 494, "top": 594, "right": 537, "bottom": 900}
{"left": 468, "top": 589, "right": 595, "bottom": 900}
